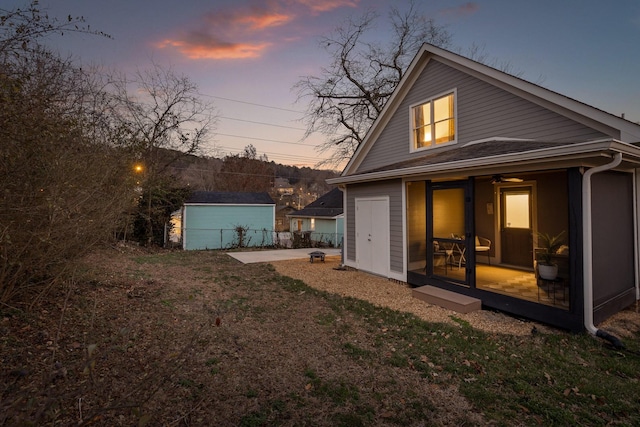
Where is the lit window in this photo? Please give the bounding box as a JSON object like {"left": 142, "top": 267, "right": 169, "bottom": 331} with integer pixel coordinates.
{"left": 310, "top": 218, "right": 315, "bottom": 230}
{"left": 411, "top": 91, "right": 456, "bottom": 150}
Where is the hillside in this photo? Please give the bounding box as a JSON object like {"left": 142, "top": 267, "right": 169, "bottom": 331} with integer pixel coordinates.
{"left": 163, "top": 150, "right": 340, "bottom": 205}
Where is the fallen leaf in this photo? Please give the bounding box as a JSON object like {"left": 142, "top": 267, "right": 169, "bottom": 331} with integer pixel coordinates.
{"left": 87, "top": 344, "right": 97, "bottom": 357}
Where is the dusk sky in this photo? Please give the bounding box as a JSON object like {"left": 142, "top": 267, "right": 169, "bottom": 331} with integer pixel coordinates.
{"left": 6, "top": 0, "right": 640, "bottom": 168}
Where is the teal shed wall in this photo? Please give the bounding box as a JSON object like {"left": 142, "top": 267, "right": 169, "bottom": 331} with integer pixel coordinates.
{"left": 311, "top": 218, "right": 339, "bottom": 247}
{"left": 289, "top": 215, "right": 344, "bottom": 248}
{"left": 336, "top": 217, "right": 344, "bottom": 245}
{"left": 183, "top": 204, "right": 274, "bottom": 250}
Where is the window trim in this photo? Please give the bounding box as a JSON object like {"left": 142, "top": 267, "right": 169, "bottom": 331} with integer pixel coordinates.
{"left": 409, "top": 88, "right": 458, "bottom": 153}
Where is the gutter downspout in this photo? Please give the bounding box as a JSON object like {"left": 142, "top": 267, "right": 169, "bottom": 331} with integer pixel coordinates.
{"left": 582, "top": 152, "right": 625, "bottom": 349}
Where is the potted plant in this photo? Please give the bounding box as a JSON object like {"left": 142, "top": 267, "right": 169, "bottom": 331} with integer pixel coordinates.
{"left": 536, "top": 231, "right": 565, "bottom": 280}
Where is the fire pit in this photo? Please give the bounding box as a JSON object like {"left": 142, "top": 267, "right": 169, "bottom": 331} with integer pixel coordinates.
{"left": 308, "top": 251, "right": 325, "bottom": 263}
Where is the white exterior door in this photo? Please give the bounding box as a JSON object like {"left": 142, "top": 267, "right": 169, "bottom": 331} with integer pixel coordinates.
{"left": 355, "top": 198, "right": 389, "bottom": 276}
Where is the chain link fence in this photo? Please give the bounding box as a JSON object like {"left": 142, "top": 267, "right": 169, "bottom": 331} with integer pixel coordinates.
{"left": 169, "top": 227, "right": 343, "bottom": 250}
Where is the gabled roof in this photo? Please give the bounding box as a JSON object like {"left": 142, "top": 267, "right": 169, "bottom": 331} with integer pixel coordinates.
{"left": 276, "top": 205, "right": 298, "bottom": 214}
{"left": 289, "top": 187, "right": 343, "bottom": 218}
{"left": 339, "top": 43, "right": 640, "bottom": 178}
{"left": 186, "top": 191, "right": 275, "bottom": 205}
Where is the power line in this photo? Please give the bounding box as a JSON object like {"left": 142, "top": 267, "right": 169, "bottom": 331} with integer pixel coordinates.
{"left": 170, "top": 166, "right": 337, "bottom": 180}
{"left": 219, "top": 115, "right": 305, "bottom": 131}
{"left": 198, "top": 93, "right": 302, "bottom": 114}
{"left": 215, "top": 144, "right": 320, "bottom": 161}
{"left": 214, "top": 132, "right": 320, "bottom": 148}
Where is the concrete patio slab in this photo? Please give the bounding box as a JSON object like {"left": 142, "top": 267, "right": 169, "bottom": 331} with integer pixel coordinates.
{"left": 227, "top": 248, "right": 342, "bottom": 264}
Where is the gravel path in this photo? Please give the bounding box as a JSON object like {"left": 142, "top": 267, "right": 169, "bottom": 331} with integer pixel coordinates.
{"left": 271, "top": 255, "right": 551, "bottom": 336}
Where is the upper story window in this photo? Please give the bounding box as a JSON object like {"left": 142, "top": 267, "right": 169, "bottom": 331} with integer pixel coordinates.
{"left": 411, "top": 90, "right": 456, "bottom": 151}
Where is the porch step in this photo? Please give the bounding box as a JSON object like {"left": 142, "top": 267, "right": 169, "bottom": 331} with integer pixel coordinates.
{"left": 412, "top": 285, "right": 481, "bottom": 314}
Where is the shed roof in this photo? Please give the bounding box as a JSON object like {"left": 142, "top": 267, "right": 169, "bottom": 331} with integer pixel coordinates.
{"left": 186, "top": 191, "right": 275, "bottom": 205}
{"left": 290, "top": 187, "right": 343, "bottom": 218}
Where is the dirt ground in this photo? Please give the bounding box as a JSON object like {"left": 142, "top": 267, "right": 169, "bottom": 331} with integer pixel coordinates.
{"left": 1, "top": 246, "right": 638, "bottom": 426}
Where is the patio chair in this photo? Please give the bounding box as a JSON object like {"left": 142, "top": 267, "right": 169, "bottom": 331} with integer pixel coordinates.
{"left": 475, "top": 236, "right": 491, "bottom": 265}
{"left": 433, "top": 241, "right": 455, "bottom": 273}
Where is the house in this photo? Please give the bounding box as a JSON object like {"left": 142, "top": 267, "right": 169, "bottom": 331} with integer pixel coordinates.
{"left": 287, "top": 187, "right": 344, "bottom": 248}
{"left": 275, "top": 205, "right": 297, "bottom": 232}
{"left": 274, "top": 177, "right": 294, "bottom": 196}
{"left": 182, "top": 191, "right": 275, "bottom": 250}
{"left": 327, "top": 43, "right": 640, "bottom": 333}
{"left": 167, "top": 209, "right": 182, "bottom": 245}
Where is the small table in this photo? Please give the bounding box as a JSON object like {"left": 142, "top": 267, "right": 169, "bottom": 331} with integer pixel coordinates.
{"left": 453, "top": 242, "right": 466, "bottom": 269}
{"left": 309, "top": 251, "right": 325, "bottom": 263}
{"left": 537, "top": 277, "right": 567, "bottom": 305}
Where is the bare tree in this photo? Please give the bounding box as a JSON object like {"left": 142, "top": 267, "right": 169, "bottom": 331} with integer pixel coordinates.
{"left": 0, "top": 0, "right": 109, "bottom": 59}
{"left": 216, "top": 145, "right": 274, "bottom": 193}
{"left": 108, "top": 64, "right": 217, "bottom": 244}
{"left": 109, "top": 63, "right": 216, "bottom": 164}
{"left": 178, "top": 156, "right": 223, "bottom": 191}
{"left": 295, "top": 1, "right": 452, "bottom": 167}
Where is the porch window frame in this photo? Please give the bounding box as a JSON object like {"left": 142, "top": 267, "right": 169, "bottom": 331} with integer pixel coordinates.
{"left": 410, "top": 88, "right": 458, "bottom": 153}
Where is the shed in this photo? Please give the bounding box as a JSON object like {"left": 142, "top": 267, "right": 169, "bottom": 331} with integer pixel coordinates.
{"left": 182, "top": 191, "right": 275, "bottom": 250}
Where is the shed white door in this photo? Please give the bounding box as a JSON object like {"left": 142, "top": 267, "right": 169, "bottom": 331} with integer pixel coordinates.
{"left": 355, "top": 198, "right": 389, "bottom": 276}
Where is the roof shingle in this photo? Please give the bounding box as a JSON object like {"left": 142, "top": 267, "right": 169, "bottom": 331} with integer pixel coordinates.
{"left": 186, "top": 191, "right": 275, "bottom": 205}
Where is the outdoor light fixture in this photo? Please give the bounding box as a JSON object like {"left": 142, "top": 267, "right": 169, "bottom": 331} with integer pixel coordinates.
{"left": 490, "top": 174, "right": 523, "bottom": 184}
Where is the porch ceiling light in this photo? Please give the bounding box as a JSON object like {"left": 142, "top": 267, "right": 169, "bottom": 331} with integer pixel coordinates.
{"left": 490, "top": 174, "right": 523, "bottom": 184}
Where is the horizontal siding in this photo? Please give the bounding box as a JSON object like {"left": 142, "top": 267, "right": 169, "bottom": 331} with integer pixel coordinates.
{"left": 357, "top": 60, "right": 607, "bottom": 172}
{"left": 346, "top": 180, "right": 403, "bottom": 275}
{"left": 184, "top": 205, "right": 274, "bottom": 249}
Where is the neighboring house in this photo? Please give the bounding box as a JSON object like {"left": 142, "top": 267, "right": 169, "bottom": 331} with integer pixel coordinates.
{"left": 327, "top": 43, "right": 640, "bottom": 332}
{"left": 274, "top": 177, "right": 294, "bottom": 196}
{"left": 288, "top": 187, "right": 344, "bottom": 248}
{"left": 275, "top": 205, "right": 297, "bottom": 232}
{"left": 182, "top": 191, "right": 275, "bottom": 250}
{"left": 167, "top": 209, "right": 182, "bottom": 245}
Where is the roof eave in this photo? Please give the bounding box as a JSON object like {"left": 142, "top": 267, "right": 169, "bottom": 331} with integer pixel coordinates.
{"left": 327, "top": 140, "right": 640, "bottom": 185}
{"left": 287, "top": 214, "right": 343, "bottom": 220}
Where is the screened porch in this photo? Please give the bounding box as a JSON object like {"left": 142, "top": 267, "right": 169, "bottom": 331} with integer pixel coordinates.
{"left": 406, "top": 170, "right": 571, "bottom": 311}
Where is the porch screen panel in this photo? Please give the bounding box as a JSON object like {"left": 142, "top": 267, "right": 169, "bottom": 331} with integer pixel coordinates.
{"left": 406, "top": 181, "right": 426, "bottom": 273}
{"left": 433, "top": 188, "right": 465, "bottom": 238}
{"left": 431, "top": 188, "right": 466, "bottom": 280}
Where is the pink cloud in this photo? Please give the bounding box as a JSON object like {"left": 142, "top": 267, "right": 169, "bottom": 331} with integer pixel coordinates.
{"left": 157, "top": 4, "right": 298, "bottom": 60}
{"left": 157, "top": 0, "right": 357, "bottom": 60}
{"left": 203, "top": 6, "right": 294, "bottom": 31}
{"left": 157, "top": 38, "right": 270, "bottom": 60}
{"left": 236, "top": 11, "right": 293, "bottom": 30}
{"left": 439, "top": 2, "right": 479, "bottom": 18}
{"left": 295, "top": 0, "right": 359, "bottom": 13}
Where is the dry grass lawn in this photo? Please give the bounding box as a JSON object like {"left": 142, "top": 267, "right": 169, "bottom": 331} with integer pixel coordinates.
{"left": 1, "top": 246, "right": 638, "bottom": 426}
